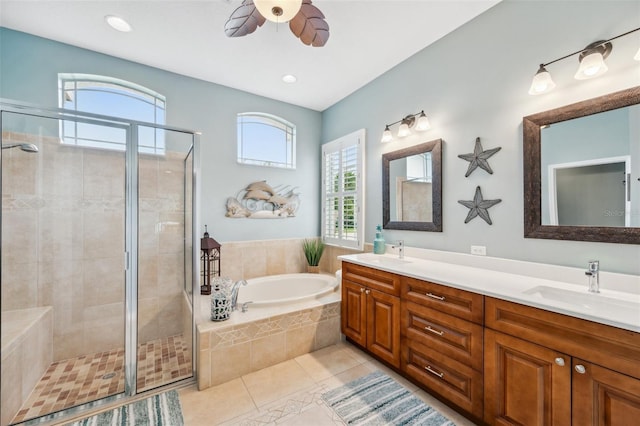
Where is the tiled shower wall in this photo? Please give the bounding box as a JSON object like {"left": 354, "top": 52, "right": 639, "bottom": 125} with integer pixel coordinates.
{"left": 1, "top": 131, "right": 186, "bottom": 361}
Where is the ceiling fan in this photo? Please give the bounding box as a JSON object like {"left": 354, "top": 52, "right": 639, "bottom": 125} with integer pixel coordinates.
{"left": 224, "top": 0, "right": 330, "bottom": 47}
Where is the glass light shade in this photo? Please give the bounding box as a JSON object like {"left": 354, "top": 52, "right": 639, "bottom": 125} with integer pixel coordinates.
{"left": 635, "top": 47, "right": 640, "bottom": 61}
{"left": 254, "top": 0, "right": 303, "bottom": 23}
{"left": 528, "top": 66, "right": 556, "bottom": 95}
{"left": 415, "top": 113, "right": 430, "bottom": 131}
{"left": 574, "top": 52, "right": 608, "bottom": 80}
{"left": 381, "top": 127, "right": 393, "bottom": 143}
{"left": 397, "top": 122, "right": 411, "bottom": 138}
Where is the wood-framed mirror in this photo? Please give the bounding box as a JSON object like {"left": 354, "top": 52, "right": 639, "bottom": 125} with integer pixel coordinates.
{"left": 523, "top": 86, "right": 640, "bottom": 244}
{"left": 383, "top": 138, "right": 442, "bottom": 231}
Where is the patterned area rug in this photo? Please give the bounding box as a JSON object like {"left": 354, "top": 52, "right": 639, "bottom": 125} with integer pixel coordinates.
{"left": 322, "top": 371, "right": 456, "bottom": 425}
{"left": 66, "top": 390, "right": 183, "bottom": 426}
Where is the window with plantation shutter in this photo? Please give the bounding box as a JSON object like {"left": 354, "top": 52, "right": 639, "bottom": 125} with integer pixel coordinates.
{"left": 321, "top": 129, "right": 365, "bottom": 249}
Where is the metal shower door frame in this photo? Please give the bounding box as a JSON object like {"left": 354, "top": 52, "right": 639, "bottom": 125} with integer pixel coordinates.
{"left": 0, "top": 99, "right": 200, "bottom": 424}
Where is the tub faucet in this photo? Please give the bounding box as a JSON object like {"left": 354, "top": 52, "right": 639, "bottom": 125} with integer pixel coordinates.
{"left": 231, "top": 279, "right": 247, "bottom": 310}
{"left": 391, "top": 240, "right": 404, "bottom": 259}
{"left": 585, "top": 260, "right": 600, "bottom": 293}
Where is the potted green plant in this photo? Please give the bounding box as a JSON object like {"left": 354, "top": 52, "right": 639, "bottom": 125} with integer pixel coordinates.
{"left": 303, "top": 238, "right": 325, "bottom": 273}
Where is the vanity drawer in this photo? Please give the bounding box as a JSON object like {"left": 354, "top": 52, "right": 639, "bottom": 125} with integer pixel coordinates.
{"left": 342, "top": 262, "right": 401, "bottom": 296}
{"left": 402, "top": 339, "right": 483, "bottom": 420}
{"left": 402, "top": 277, "right": 483, "bottom": 324}
{"left": 402, "top": 301, "right": 483, "bottom": 371}
{"left": 485, "top": 297, "right": 640, "bottom": 380}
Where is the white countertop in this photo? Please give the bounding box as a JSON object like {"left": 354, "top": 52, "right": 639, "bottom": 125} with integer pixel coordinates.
{"left": 339, "top": 252, "right": 640, "bottom": 333}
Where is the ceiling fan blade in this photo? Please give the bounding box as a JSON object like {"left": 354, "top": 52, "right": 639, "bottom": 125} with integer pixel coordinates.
{"left": 224, "top": 0, "right": 266, "bottom": 38}
{"left": 289, "top": 0, "right": 330, "bottom": 47}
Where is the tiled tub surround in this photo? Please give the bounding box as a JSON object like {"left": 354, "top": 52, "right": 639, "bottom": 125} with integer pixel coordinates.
{"left": 196, "top": 284, "right": 341, "bottom": 390}
{"left": 1, "top": 131, "right": 187, "bottom": 361}
{"left": 219, "top": 238, "right": 366, "bottom": 280}
{"left": 1, "top": 307, "right": 53, "bottom": 426}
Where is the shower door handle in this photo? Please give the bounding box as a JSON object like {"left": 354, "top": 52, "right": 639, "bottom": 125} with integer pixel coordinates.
{"left": 124, "top": 251, "right": 130, "bottom": 271}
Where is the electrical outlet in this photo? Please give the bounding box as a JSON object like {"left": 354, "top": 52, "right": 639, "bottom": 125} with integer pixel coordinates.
{"left": 471, "top": 245, "right": 486, "bottom": 256}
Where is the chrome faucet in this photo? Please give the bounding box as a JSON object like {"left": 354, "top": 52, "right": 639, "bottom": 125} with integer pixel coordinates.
{"left": 231, "top": 279, "right": 247, "bottom": 310}
{"left": 391, "top": 240, "right": 404, "bottom": 259}
{"left": 585, "top": 260, "right": 600, "bottom": 293}
{"left": 241, "top": 301, "right": 253, "bottom": 313}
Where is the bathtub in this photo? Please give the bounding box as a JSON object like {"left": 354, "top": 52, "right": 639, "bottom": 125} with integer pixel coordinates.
{"left": 196, "top": 272, "right": 341, "bottom": 390}
{"left": 237, "top": 273, "right": 338, "bottom": 306}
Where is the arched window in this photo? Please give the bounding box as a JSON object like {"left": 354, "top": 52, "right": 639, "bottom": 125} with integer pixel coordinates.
{"left": 58, "top": 74, "right": 166, "bottom": 154}
{"left": 237, "top": 112, "right": 296, "bottom": 169}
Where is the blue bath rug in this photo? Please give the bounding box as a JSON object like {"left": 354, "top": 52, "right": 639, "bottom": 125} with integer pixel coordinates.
{"left": 322, "top": 371, "right": 456, "bottom": 425}
{"left": 66, "top": 390, "right": 183, "bottom": 426}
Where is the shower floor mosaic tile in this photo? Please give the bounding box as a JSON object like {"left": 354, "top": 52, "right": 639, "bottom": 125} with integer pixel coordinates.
{"left": 11, "top": 334, "right": 192, "bottom": 424}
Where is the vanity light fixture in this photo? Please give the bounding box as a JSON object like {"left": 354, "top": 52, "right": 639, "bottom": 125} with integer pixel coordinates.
{"left": 380, "top": 110, "right": 431, "bottom": 143}
{"left": 528, "top": 27, "right": 639, "bottom": 95}
{"left": 574, "top": 41, "right": 611, "bottom": 80}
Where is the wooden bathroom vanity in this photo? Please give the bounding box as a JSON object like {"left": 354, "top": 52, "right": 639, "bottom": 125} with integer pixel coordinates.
{"left": 340, "top": 258, "right": 640, "bottom": 425}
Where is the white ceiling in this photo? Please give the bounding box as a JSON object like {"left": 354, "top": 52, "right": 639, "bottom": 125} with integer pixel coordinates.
{"left": 0, "top": 0, "right": 500, "bottom": 111}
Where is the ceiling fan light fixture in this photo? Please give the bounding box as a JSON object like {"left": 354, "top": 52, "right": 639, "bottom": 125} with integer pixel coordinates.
{"left": 254, "top": 0, "right": 302, "bottom": 23}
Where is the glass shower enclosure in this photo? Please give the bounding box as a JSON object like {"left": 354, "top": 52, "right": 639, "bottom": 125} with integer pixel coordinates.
{"left": 0, "top": 100, "right": 199, "bottom": 425}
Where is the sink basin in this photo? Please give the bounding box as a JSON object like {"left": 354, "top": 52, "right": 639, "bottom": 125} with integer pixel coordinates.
{"left": 356, "top": 254, "right": 412, "bottom": 266}
{"left": 523, "top": 285, "right": 640, "bottom": 317}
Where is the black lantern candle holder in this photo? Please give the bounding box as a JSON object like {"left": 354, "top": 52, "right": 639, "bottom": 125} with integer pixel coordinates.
{"left": 200, "top": 225, "right": 221, "bottom": 295}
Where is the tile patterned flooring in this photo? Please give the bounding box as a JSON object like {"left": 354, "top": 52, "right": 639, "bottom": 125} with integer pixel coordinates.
{"left": 179, "top": 341, "right": 478, "bottom": 426}
{"left": 11, "top": 334, "right": 192, "bottom": 424}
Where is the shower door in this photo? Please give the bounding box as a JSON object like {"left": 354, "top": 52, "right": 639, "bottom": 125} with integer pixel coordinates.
{"left": 1, "top": 104, "right": 198, "bottom": 425}
{"left": 1, "top": 108, "right": 129, "bottom": 424}
{"left": 135, "top": 125, "right": 195, "bottom": 392}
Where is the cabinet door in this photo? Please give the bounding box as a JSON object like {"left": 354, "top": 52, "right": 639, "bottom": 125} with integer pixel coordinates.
{"left": 366, "top": 288, "right": 401, "bottom": 368}
{"left": 484, "top": 329, "right": 571, "bottom": 426}
{"left": 572, "top": 359, "right": 640, "bottom": 425}
{"left": 341, "top": 280, "right": 367, "bottom": 347}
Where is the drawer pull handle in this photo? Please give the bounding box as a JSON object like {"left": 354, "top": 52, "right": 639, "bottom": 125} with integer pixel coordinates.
{"left": 424, "top": 326, "right": 444, "bottom": 336}
{"left": 360, "top": 288, "right": 365, "bottom": 292}
{"left": 575, "top": 365, "right": 586, "bottom": 374}
{"left": 424, "top": 365, "right": 444, "bottom": 378}
{"left": 555, "top": 357, "right": 565, "bottom": 366}
{"left": 365, "top": 289, "right": 370, "bottom": 295}
{"left": 426, "top": 292, "right": 445, "bottom": 301}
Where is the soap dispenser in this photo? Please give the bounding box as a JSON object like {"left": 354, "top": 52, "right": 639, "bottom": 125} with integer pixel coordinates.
{"left": 373, "top": 224, "right": 386, "bottom": 254}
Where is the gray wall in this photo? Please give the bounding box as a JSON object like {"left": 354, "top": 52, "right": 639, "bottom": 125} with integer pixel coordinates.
{"left": 321, "top": 0, "right": 640, "bottom": 274}
{"left": 0, "top": 28, "right": 322, "bottom": 243}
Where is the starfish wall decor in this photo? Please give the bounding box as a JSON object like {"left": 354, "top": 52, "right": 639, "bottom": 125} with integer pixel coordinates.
{"left": 458, "top": 186, "right": 502, "bottom": 225}
{"left": 458, "top": 137, "right": 501, "bottom": 177}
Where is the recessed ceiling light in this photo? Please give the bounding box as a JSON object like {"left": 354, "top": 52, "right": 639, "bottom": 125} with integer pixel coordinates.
{"left": 282, "top": 74, "right": 297, "bottom": 84}
{"left": 105, "top": 15, "right": 132, "bottom": 32}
